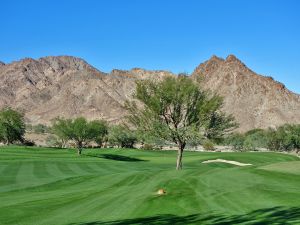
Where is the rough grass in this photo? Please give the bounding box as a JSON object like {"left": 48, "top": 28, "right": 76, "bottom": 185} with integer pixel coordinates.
{"left": 0, "top": 146, "right": 300, "bottom": 225}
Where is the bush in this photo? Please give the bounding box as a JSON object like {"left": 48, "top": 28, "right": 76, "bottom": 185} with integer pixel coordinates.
{"left": 202, "top": 140, "right": 215, "bottom": 151}
{"left": 142, "top": 143, "right": 155, "bottom": 150}
{"left": 46, "top": 135, "right": 64, "bottom": 148}
{"left": 224, "top": 125, "right": 300, "bottom": 152}
{"left": 33, "top": 124, "right": 49, "bottom": 134}
{"left": 244, "top": 129, "right": 268, "bottom": 149}
{"left": 227, "top": 133, "right": 245, "bottom": 151}
{"left": 243, "top": 137, "right": 256, "bottom": 151}
{"left": 266, "top": 124, "right": 300, "bottom": 151}
{"left": 22, "top": 139, "right": 35, "bottom": 146}
{"left": 108, "top": 125, "right": 137, "bottom": 148}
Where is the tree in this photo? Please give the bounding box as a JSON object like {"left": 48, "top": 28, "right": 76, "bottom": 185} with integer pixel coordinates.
{"left": 242, "top": 129, "right": 268, "bottom": 151}
{"left": 225, "top": 133, "right": 245, "bottom": 151}
{"left": 266, "top": 124, "right": 300, "bottom": 152}
{"left": 108, "top": 125, "right": 137, "bottom": 148}
{"left": 289, "top": 125, "right": 300, "bottom": 153}
{"left": 198, "top": 95, "right": 237, "bottom": 143}
{"left": 126, "top": 76, "right": 237, "bottom": 170}
{"left": 92, "top": 120, "right": 108, "bottom": 147}
{"left": 51, "top": 118, "right": 72, "bottom": 148}
{"left": 52, "top": 117, "right": 108, "bottom": 155}
{"left": 0, "top": 108, "right": 25, "bottom": 144}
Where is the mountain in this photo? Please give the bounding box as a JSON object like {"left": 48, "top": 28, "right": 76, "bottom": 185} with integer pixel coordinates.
{"left": 0, "top": 56, "right": 174, "bottom": 125}
{"left": 192, "top": 55, "right": 300, "bottom": 131}
{"left": 0, "top": 55, "right": 299, "bottom": 132}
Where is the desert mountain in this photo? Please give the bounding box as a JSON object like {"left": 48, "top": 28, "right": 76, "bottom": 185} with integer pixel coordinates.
{"left": 0, "top": 55, "right": 299, "bottom": 132}
{"left": 0, "top": 56, "right": 173, "bottom": 125}
{"left": 192, "top": 55, "right": 300, "bottom": 131}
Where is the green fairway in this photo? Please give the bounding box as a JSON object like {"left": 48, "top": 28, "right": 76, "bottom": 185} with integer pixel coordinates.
{"left": 0, "top": 146, "right": 300, "bottom": 225}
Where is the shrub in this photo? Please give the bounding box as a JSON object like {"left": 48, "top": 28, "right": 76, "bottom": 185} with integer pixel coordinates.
{"left": 33, "top": 124, "right": 49, "bottom": 134}
{"left": 46, "top": 135, "right": 64, "bottom": 148}
{"left": 227, "top": 133, "right": 245, "bottom": 151}
{"left": 266, "top": 124, "right": 300, "bottom": 151}
{"left": 22, "top": 139, "right": 35, "bottom": 146}
{"left": 202, "top": 140, "right": 215, "bottom": 151}
{"left": 108, "top": 125, "right": 137, "bottom": 148}
{"left": 243, "top": 137, "right": 256, "bottom": 151}
{"left": 142, "top": 143, "right": 155, "bottom": 150}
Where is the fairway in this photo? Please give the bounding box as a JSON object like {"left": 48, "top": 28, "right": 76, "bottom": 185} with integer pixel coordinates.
{"left": 0, "top": 146, "right": 300, "bottom": 225}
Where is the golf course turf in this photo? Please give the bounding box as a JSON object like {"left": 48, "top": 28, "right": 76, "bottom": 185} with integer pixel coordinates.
{"left": 0, "top": 146, "right": 300, "bottom": 225}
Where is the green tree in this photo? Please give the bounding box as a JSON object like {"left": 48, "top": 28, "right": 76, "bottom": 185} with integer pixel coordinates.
{"left": 51, "top": 118, "right": 72, "bottom": 148}
{"left": 52, "top": 117, "right": 107, "bottom": 155}
{"left": 226, "top": 133, "right": 245, "bottom": 151}
{"left": 267, "top": 124, "right": 300, "bottom": 152}
{"left": 126, "top": 76, "right": 237, "bottom": 170}
{"left": 200, "top": 95, "right": 237, "bottom": 143}
{"left": 289, "top": 124, "right": 300, "bottom": 153}
{"left": 244, "top": 129, "right": 268, "bottom": 149}
{"left": 92, "top": 120, "right": 108, "bottom": 147}
{"left": 0, "top": 108, "right": 25, "bottom": 144}
{"left": 108, "top": 125, "right": 137, "bottom": 148}
{"left": 267, "top": 125, "right": 292, "bottom": 151}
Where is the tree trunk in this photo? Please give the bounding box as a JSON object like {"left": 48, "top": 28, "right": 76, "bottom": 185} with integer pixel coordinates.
{"left": 176, "top": 142, "right": 185, "bottom": 170}
{"left": 77, "top": 141, "right": 83, "bottom": 156}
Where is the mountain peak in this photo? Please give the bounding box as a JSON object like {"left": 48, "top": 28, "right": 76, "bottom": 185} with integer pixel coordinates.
{"left": 209, "top": 55, "right": 224, "bottom": 62}
{"left": 225, "top": 54, "right": 241, "bottom": 63}
{"left": 37, "top": 55, "right": 101, "bottom": 73}
{"left": 0, "top": 61, "right": 5, "bottom": 66}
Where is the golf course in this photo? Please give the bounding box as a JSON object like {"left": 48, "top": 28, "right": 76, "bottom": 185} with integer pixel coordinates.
{"left": 1, "top": 146, "right": 300, "bottom": 225}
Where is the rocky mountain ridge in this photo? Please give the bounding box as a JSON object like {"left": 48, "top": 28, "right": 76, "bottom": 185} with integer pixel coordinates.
{"left": 192, "top": 55, "right": 300, "bottom": 131}
{"left": 0, "top": 55, "right": 299, "bottom": 132}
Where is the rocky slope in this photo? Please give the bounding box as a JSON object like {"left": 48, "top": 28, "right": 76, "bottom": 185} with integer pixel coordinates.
{"left": 0, "top": 55, "right": 299, "bottom": 132}
{"left": 192, "top": 55, "right": 300, "bottom": 131}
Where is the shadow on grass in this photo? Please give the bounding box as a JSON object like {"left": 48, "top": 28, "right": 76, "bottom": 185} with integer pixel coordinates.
{"left": 86, "top": 153, "right": 147, "bottom": 162}
{"left": 70, "top": 206, "right": 300, "bottom": 224}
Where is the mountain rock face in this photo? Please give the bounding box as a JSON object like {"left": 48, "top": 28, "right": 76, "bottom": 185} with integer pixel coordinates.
{"left": 0, "top": 56, "right": 174, "bottom": 125}
{"left": 192, "top": 55, "right": 300, "bottom": 131}
{"left": 0, "top": 55, "right": 299, "bottom": 132}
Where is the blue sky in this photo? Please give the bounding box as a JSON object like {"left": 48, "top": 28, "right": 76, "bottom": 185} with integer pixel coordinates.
{"left": 1, "top": 0, "right": 299, "bottom": 93}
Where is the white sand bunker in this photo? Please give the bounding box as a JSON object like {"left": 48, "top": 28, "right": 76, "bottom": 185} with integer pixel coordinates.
{"left": 202, "top": 159, "right": 252, "bottom": 166}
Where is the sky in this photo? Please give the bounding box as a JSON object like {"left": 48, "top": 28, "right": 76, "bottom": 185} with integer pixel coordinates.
{"left": 1, "top": 0, "right": 299, "bottom": 93}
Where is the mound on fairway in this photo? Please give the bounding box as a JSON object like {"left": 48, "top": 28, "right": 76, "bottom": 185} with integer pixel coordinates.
{"left": 202, "top": 159, "right": 252, "bottom": 166}
{"left": 0, "top": 146, "right": 300, "bottom": 225}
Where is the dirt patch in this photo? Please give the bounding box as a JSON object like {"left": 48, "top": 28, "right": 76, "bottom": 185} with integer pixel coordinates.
{"left": 157, "top": 189, "right": 166, "bottom": 195}
{"left": 202, "top": 159, "right": 252, "bottom": 166}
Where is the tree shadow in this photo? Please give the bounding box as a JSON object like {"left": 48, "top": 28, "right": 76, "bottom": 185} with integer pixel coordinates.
{"left": 86, "top": 153, "right": 147, "bottom": 162}
{"left": 69, "top": 206, "right": 300, "bottom": 225}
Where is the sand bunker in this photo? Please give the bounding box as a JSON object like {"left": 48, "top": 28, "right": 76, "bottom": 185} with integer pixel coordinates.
{"left": 202, "top": 159, "right": 252, "bottom": 166}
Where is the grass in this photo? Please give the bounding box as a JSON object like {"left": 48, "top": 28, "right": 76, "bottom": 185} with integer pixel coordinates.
{"left": 0, "top": 146, "right": 300, "bottom": 225}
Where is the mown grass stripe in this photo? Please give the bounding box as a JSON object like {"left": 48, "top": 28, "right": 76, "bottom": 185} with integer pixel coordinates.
{"left": 0, "top": 146, "right": 300, "bottom": 225}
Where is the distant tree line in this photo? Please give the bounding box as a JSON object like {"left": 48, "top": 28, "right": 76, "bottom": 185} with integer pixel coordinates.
{"left": 224, "top": 125, "right": 300, "bottom": 153}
